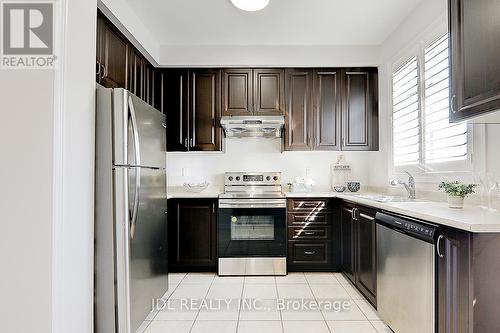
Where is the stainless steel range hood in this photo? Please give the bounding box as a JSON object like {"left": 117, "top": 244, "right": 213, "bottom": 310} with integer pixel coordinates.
{"left": 220, "top": 116, "right": 285, "bottom": 138}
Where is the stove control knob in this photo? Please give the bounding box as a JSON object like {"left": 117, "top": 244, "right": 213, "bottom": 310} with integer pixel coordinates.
{"left": 228, "top": 176, "right": 233, "bottom": 181}
{"left": 266, "top": 176, "right": 271, "bottom": 181}
{"left": 273, "top": 176, "right": 279, "bottom": 181}
{"left": 235, "top": 176, "right": 241, "bottom": 181}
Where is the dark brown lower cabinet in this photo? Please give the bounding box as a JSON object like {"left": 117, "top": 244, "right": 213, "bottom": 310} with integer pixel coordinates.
{"left": 340, "top": 203, "right": 356, "bottom": 282}
{"left": 437, "top": 227, "right": 470, "bottom": 333}
{"left": 354, "top": 206, "right": 377, "bottom": 306}
{"left": 436, "top": 227, "right": 500, "bottom": 333}
{"left": 340, "top": 202, "right": 377, "bottom": 307}
{"left": 287, "top": 198, "right": 337, "bottom": 271}
{"left": 168, "top": 199, "right": 217, "bottom": 272}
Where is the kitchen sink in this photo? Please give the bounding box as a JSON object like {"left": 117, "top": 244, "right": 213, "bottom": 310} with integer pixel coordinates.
{"left": 350, "top": 194, "right": 424, "bottom": 203}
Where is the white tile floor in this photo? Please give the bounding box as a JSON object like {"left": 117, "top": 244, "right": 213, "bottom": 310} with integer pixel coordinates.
{"left": 137, "top": 272, "right": 392, "bottom": 333}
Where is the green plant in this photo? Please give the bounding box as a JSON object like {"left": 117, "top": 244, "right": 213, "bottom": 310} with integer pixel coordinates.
{"left": 438, "top": 181, "right": 477, "bottom": 198}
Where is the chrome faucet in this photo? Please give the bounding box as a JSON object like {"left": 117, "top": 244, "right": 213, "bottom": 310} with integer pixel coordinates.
{"left": 391, "top": 171, "right": 416, "bottom": 199}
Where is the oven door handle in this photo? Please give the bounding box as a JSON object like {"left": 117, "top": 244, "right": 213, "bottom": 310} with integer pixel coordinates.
{"left": 219, "top": 200, "right": 286, "bottom": 209}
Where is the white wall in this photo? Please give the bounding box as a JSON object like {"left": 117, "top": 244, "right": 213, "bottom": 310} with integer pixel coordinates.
{"left": 0, "top": 0, "right": 96, "bottom": 332}
{"left": 159, "top": 45, "right": 381, "bottom": 67}
{"left": 0, "top": 70, "right": 54, "bottom": 333}
{"left": 167, "top": 140, "right": 380, "bottom": 191}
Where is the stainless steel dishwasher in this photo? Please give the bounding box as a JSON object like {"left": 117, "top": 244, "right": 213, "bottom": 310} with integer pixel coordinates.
{"left": 376, "top": 212, "right": 438, "bottom": 333}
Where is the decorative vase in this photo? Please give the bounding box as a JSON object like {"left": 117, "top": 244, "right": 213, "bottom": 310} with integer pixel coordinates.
{"left": 447, "top": 195, "right": 464, "bottom": 209}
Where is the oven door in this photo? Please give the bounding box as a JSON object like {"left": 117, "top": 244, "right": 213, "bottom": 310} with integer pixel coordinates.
{"left": 218, "top": 201, "right": 286, "bottom": 257}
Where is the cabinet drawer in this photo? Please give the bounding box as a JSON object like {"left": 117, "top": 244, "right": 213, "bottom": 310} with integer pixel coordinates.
{"left": 288, "top": 227, "right": 329, "bottom": 240}
{"left": 287, "top": 213, "right": 328, "bottom": 226}
{"left": 289, "top": 242, "right": 329, "bottom": 264}
{"left": 288, "top": 199, "right": 329, "bottom": 211}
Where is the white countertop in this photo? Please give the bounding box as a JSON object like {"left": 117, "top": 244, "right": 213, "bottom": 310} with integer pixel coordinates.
{"left": 167, "top": 187, "right": 500, "bottom": 232}
{"left": 287, "top": 191, "right": 500, "bottom": 233}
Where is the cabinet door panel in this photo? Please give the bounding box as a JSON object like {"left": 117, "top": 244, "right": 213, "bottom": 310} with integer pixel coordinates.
{"left": 340, "top": 204, "right": 356, "bottom": 283}
{"left": 100, "top": 22, "right": 127, "bottom": 88}
{"left": 285, "top": 69, "right": 313, "bottom": 150}
{"left": 128, "top": 50, "right": 145, "bottom": 99}
{"left": 222, "top": 69, "right": 252, "bottom": 116}
{"left": 314, "top": 70, "right": 341, "bottom": 150}
{"left": 152, "top": 70, "right": 163, "bottom": 112}
{"left": 190, "top": 69, "right": 222, "bottom": 151}
{"left": 254, "top": 69, "right": 285, "bottom": 115}
{"left": 355, "top": 207, "right": 377, "bottom": 306}
{"left": 168, "top": 200, "right": 217, "bottom": 271}
{"left": 449, "top": 0, "right": 500, "bottom": 121}
{"left": 164, "top": 70, "right": 189, "bottom": 152}
{"left": 437, "top": 227, "right": 470, "bottom": 333}
{"left": 342, "top": 69, "right": 378, "bottom": 151}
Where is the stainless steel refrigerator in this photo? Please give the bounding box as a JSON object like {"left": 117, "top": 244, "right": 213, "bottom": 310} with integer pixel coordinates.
{"left": 95, "top": 85, "right": 168, "bottom": 333}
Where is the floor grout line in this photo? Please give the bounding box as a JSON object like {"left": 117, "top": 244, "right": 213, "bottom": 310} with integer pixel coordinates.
{"left": 188, "top": 273, "right": 216, "bottom": 333}
{"left": 235, "top": 275, "right": 246, "bottom": 333}
{"left": 304, "top": 272, "right": 332, "bottom": 333}
{"left": 273, "top": 275, "right": 285, "bottom": 333}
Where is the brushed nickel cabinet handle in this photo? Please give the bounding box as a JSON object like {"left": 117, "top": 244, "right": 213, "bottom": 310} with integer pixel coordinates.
{"left": 304, "top": 232, "right": 315, "bottom": 235}
{"left": 304, "top": 251, "right": 316, "bottom": 255}
{"left": 436, "top": 235, "right": 445, "bottom": 258}
{"left": 450, "top": 95, "right": 456, "bottom": 114}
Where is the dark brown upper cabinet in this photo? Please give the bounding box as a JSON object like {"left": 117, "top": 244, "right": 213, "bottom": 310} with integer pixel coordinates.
{"left": 129, "top": 50, "right": 146, "bottom": 100}
{"left": 222, "top": 68, "right": 284, "bottom": 116}
{"left": 96, "top": 11, "right": 160, "bottom": 110}
{"left": 222, "top": 69, "right": 253, "bottom": 116}
{"left": 190, "top": 69, "right": 222, "bottom": 151}
{"left": 152, "top": 69, "right": 163, "bottom": 113}
{"left": 284, "top": 67, "right": 378, "bottom": 152}
{"left": 342, "top": 69, "right": 379, "bottom": 151}
{"left": 96, "top": 15, "right": 127, "bottom": 89}
{"left": 254, "top": 69, "right": 285, "bottom": 115}
{"left": 284, "top": 69, "right": 314, "bottom": 150}
{"left": 164, "top": 70, "right": 189, "bottom": 152}
{"left": 313, "top": 69, "right": 341, "bottom": 151}
{"left": 449, "top": 0, "right": 500, "bottom": 122}
{"left": 164, "top": 69, "right": 223, "bottom": 152}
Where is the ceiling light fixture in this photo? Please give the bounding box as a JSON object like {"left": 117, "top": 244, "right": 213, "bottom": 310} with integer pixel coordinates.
{"left": 231, "top": 0, "right": 270, "bottom": 12}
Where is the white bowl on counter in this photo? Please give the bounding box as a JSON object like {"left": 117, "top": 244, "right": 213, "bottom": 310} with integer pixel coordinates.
{"left": 183, "top": 181, "right": 210, "bottom": 193}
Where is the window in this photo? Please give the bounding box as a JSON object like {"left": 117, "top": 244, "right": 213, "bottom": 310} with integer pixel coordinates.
{"left": 392, "top": 34, "right": 469, "bottom": 173}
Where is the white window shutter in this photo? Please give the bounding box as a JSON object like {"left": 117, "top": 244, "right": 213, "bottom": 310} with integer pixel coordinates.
{"left": 423, "top": 35, "right": 467, "bottom": 164}
{"left": 392, "top": 57, "right": 420, "bottom": 166}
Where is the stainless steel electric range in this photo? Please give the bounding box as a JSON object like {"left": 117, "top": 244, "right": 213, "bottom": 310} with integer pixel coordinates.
{"left": 218, "top": 172, "right": 287, "bottom": 276}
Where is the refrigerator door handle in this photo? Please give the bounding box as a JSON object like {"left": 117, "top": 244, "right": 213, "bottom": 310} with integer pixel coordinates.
{"left": 128, "top": 96, "right": 141, "bottom": 239}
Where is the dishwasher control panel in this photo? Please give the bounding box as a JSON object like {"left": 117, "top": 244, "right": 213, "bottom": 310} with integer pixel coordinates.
{"left": 401, "top": 221, "right": 435, "bottom": 238}
{"left": 376, "top": 211, "right": 437, "bottom": 243}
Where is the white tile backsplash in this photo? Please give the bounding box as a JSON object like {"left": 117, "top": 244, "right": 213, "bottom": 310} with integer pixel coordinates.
{"left": 167, "top": 139, "right": 381, "bottom": 190}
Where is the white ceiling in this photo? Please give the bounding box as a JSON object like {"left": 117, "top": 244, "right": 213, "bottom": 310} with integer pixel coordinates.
{"left": 124, "top": 0, "right": 425, "bottom": 46}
